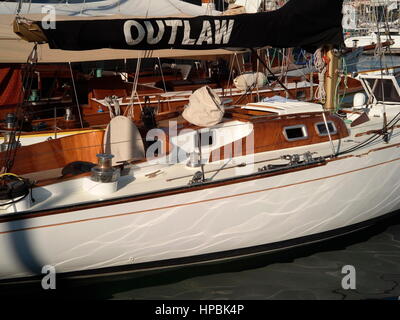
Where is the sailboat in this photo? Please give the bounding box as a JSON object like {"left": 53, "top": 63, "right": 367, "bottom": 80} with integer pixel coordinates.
{"left": 1, "top": 0, "right": 399, "bottom": 283}
{"left": 343, "top": 0, "right": 400, "bottom": 51}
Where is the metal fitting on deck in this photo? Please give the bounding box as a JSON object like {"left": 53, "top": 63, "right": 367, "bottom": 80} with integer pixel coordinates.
{"left": 1, "top": 113, "right": 21, "bottom": 152}
{"left": 186, "top": 151, "right": 202, "bottom": 168}
{"left": 5, "top": 113, "right": 17, "bottom": 129}
{"left": 1, "top": 133, "right": 21, "bottom": 152}
{"left": 90, "top": 153, "right": 119, "bottom": 183}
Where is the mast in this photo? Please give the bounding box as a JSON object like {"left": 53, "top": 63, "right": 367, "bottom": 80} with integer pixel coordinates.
{"left": 324, "top": 46, "right": 340, "bottom": 111}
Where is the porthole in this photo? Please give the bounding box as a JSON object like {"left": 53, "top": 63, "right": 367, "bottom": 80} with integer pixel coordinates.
{"left": 283, "top": 125, "right": 308, "bottom": 141}
{"left": 315, "top": 121, "right": 337, "bottom": 136}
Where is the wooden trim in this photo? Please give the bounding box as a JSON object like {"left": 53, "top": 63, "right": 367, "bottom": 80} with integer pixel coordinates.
{"left": 0, "top": 131, "right": 104, "bottom": 176}
{"left": 244, "top": 104, "right": 283, "bottom": 110}
{"left": 355, "top": 125, "right": 400, "bottom": 137}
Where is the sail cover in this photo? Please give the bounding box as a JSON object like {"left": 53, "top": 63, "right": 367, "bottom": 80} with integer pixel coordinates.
{"left": 30, "top": 0, "right": 344, "bottom": 52}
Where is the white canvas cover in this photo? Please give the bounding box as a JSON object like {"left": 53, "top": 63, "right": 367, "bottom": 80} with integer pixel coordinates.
{"left": 234, "top": 72, "right": 266, "bottom": 91}
{"left": 182, "top": 86, "right": 224, "bottom": 127}
{"left": 104, "top": 115, "right": 145, "bottom": 165}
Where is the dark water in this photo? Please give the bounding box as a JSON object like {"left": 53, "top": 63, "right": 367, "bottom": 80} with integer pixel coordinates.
{"left": 3, "top": 55, "right": 400, "bottom": 300}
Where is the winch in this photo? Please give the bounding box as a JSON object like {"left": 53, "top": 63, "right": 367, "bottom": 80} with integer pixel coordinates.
{"left": 83, "top": 153, "right": 120, "bottom": 197}
{"left": 90, "top": 153, "right": 119, "bottom": 183}
{"left": 1, "top": 113, "right": 21, "bottom": 152}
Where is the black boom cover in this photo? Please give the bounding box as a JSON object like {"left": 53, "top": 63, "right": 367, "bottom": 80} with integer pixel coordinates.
{"left": 39, "top": 0, "right": 344, "bottom": 52}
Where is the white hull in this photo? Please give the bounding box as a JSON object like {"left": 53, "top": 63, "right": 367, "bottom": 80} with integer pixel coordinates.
{"left": 1, "top": 138, "right": 400, "bottom": 281}
{"left": 345, "top": 34, "right": 400, "bottom": 49}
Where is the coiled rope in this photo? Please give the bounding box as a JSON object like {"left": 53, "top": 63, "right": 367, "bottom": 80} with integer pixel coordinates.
{"left": 313, "top": 47, "right": 327, "bottom": 103}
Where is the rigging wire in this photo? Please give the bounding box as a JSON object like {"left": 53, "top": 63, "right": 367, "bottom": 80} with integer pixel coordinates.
{"left": 322, "top": 111, "right": 336, "bottom": 156}
{"left": 124, "top": 56, "right": 143, "bottom": 119}
{"left": 250, "top": 48, "right": 295, "bottom": 99}
{"left": 225, "top": 52, "right": 236, "bottom": 95}
{"left": 157, "top": 56, "right": 172, "bottom": 112}
{"left": 337, "top": 108, "right": 400, "bottom": 156}
{"left": 2, "top": 44, "right": 38, "bottom": 173}
{"left": 16, "top": 0, "right": 22, "bottom": 15}
{"left": 68, "top": 61, "right": 84, "bottom": 128}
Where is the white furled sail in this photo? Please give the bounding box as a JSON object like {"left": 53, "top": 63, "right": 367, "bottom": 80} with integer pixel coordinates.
{"left": 234, "top": 0, "right": 263, "bottom": 13}
{"left": 0, "top": 0, "right": 221, "bottom": 16}
{"left": 234, "top": 72, "right": 267, "bottom": 91}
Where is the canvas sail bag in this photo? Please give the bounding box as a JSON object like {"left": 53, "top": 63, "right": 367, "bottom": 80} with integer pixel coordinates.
{"left": 182, "top": 86, "right": 224, "bottom": 127}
